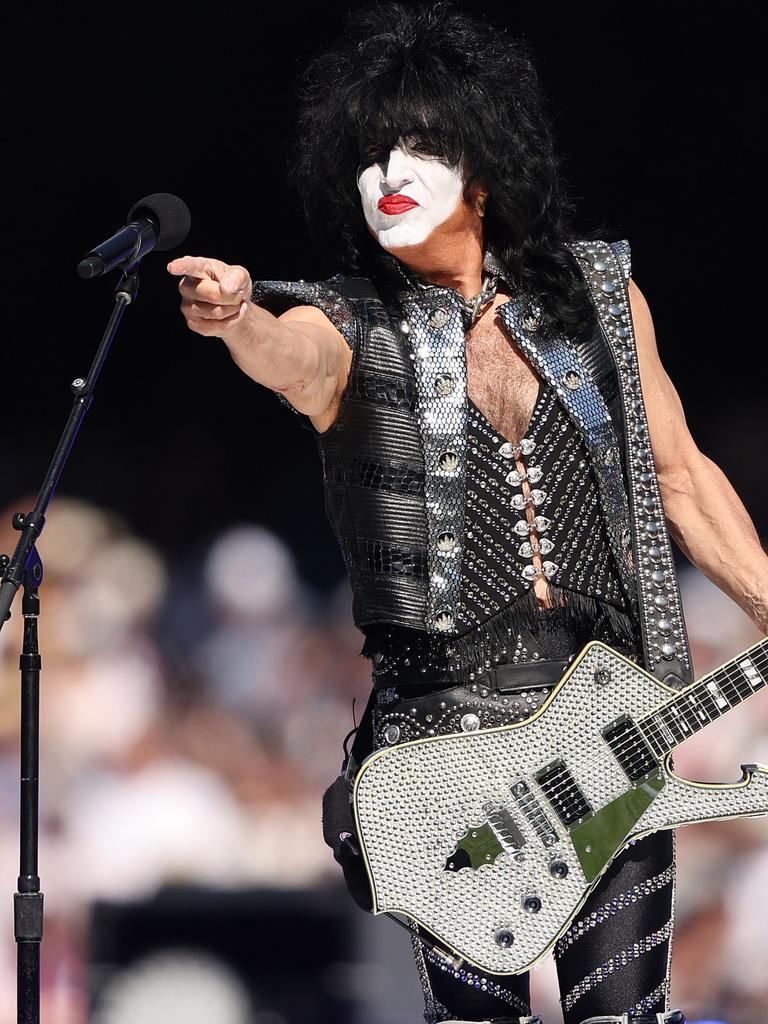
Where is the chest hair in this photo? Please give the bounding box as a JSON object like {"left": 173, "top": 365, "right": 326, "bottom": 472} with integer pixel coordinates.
{"left": 466, "top": 305, "right": 542, "bottom": 446}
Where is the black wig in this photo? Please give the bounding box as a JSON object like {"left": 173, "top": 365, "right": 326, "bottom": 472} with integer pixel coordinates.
{"left": 292, "top": 1, "right": 613, "bottom": 333}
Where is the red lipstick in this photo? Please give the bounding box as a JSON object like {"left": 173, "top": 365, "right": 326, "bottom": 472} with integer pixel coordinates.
{"left": 378, "top": 194, "right": 419, "bottom": 215}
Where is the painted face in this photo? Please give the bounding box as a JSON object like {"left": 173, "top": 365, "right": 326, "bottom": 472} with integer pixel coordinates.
{"left": 356, "top": 137, "right": 465, "bottom": 250}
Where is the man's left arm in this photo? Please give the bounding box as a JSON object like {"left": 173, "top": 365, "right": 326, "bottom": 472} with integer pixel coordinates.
{"left": 629, "top": 278, "right": 768, "bottom": 635}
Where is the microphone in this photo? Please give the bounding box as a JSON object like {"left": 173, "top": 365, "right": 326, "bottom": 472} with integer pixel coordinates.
{"left": 77, "top": 193, "right": 191, "bottom": 279}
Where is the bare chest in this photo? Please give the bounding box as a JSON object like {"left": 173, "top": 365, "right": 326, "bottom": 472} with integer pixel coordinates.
{"left": 466, "top": 307, "right": 542, "bottom": 446}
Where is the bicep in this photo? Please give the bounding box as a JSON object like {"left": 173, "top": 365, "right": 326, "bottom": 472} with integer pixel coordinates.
{"left": 628, "top": 277, "right": 700, "bottom": 482}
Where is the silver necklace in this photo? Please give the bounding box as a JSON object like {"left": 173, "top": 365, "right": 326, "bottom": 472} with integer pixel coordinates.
{"left": 457, "top": 272, "right": 500, "bottom": 329}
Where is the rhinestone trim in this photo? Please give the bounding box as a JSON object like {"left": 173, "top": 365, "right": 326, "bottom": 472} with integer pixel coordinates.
{"left": 630, "top": 979, "right": 669, "bottom": 1016}
{"left": 408, "top": 919, "right": 440, "bottom": 1023}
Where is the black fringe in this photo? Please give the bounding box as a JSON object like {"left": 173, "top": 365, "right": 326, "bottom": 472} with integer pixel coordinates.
{"left": 360, "top": 585, "right": 637, "bottom": 677}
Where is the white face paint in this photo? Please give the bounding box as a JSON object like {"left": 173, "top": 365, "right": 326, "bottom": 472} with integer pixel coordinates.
{"left": 356, "top": 137, "right": 465, "bottom": 250}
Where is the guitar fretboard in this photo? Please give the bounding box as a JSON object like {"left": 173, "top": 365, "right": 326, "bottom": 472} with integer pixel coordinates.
{"left": 637, "top": 636, "right": 768, "bottom": 756}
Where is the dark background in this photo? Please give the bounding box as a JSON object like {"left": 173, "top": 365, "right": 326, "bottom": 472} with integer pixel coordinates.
{"left": 4, "top": 2, "right": 766, "bottom": 589}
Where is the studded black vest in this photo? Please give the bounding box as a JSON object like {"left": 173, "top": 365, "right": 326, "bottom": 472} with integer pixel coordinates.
{"left": 460, "top": 383, "right": 630, "bottom": 626}
{"left": 252, "top": 238, "right": 693, "bottom": 688}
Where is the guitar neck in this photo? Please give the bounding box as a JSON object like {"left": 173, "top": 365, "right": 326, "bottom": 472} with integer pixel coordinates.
{"left": 637, "top": 635, "right": 768, "bottom": 756}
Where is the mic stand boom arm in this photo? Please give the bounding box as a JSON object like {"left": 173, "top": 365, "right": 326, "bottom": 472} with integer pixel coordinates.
{"left": 0, "top": 263, "right": 141, "bottom": 1024}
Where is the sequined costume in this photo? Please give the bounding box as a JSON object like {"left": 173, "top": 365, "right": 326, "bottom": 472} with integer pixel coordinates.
{"left": 253, "top": 238, "right": 687, "bottom": 1023}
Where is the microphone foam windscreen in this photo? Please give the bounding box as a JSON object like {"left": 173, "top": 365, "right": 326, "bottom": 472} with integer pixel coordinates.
{"left": 127, "top": 193, "right": 192, "bottom": 251}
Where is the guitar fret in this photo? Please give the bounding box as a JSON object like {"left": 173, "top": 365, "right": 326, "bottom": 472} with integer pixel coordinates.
{"left": 739, "top": 657, "right": 764, "bottom": 689}
{"left": 637, "top": 636, "right": 768, "bottom": 754}
{"left": 676, "top": 692, "right": 701, "bottom": 733}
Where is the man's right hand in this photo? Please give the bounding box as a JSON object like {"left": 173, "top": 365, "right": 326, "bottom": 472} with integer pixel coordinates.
{"left": 167, "top": 256, "right": 252, "bottom": 337}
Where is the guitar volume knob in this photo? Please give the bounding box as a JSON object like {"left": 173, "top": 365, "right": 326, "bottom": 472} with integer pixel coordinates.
{"left": 523, "top": 895, "right": 542, "bottom": 914}
{"left": 549, "top": 859, "right": 569, "bottom": 879}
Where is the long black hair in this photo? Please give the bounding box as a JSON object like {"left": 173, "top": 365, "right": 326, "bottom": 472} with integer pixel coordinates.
{"left": 292, "top": 2, "right": 612, "bottom": 333}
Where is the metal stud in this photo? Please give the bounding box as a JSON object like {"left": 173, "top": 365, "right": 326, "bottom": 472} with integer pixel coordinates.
{"left": 601, "top": 280, "right": 617, "bottom": 295}
{"left": 384, "top": 724, "right": 401, "bottom": 745}
{"left": 434, "top": 609, "right": 454, "bottom": 631}
{"left": 399, "top": 319, "right": 410, "bottom": 334}
{"left": 434, "top": 373, "right": 455, "bottom": 396}
{"left": 438, "top": 450, "right": 460, "bottom": 472}
{"left": 460, "top": 713, "right": 481, "bottom": 732}
{"left": 657, "top": 618, "right": 673, "bottom": 635}
{"left": 660, "top": 642, "right": 677, "bottom": 660}
{"left": 592, "top": 258, "right": 608, "bottom": 273}
{"left": 428, "top": 306, "right": 451, "bottom": 330}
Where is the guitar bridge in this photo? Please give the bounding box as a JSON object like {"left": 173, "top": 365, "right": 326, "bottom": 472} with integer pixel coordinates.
{"left": 510, "top": 778, "right": 559, "bottom": 847}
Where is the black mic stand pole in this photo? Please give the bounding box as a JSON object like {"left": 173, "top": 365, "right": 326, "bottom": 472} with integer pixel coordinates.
{"left": 0, "top": 262, "right": 142, "bottom": 1024}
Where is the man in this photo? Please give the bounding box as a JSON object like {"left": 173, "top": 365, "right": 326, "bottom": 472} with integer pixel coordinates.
{"left": 168, "top": 5, "right": 768, "bottom": 1023}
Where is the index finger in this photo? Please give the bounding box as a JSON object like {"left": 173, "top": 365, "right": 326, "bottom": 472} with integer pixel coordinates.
{"left": 167, "top": 256, "right": 227, "bottom": 280}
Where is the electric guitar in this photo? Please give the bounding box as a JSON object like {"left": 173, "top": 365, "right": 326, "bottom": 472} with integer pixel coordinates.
{"left": 353, "top": 638, "right": 768, "bottom": 975}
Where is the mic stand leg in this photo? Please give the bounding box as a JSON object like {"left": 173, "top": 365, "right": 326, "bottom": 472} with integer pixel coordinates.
{"left": 0, "top": 264, "right": 141, "bottom": 1021}
{"left": 14, "top": 550, "right": 44, "bottom": 1024}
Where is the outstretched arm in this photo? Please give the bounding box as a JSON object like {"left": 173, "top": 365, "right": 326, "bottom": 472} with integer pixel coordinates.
{"left": 167, "top": 256, "right": 351, "bottom": 432}
{"left": 629, "top": 278, "right": 768, "bottom": 634}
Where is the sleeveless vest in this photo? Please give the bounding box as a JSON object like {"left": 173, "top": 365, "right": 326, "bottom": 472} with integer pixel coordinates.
{"left": 253, "top": 238, "right": 693, "bottom": 687}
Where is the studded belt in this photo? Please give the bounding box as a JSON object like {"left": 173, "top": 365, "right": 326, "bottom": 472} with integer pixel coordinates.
{"left": 371, "top": 657, "right": 570, "bottom": 749}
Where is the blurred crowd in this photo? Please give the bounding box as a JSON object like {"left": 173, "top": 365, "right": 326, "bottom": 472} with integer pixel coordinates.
{"left": 0, "top": 495, "right": 766, "bottom": 1023}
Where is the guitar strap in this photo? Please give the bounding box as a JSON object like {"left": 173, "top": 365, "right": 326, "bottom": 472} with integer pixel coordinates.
{"left": 568, "top": 239, "right": 693, "bottom": 689}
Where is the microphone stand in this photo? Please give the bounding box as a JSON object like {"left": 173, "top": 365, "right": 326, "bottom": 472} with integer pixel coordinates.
{"left": 0, "top": 262, "right": 142, "bottom": 1024}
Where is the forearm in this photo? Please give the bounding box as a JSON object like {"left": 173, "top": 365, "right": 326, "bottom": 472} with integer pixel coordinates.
{"left": 221, "top": 302, "right": 321, "bottom": 394}
{"left": 660, "top": 451, "right": 768, "bottom": 632}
